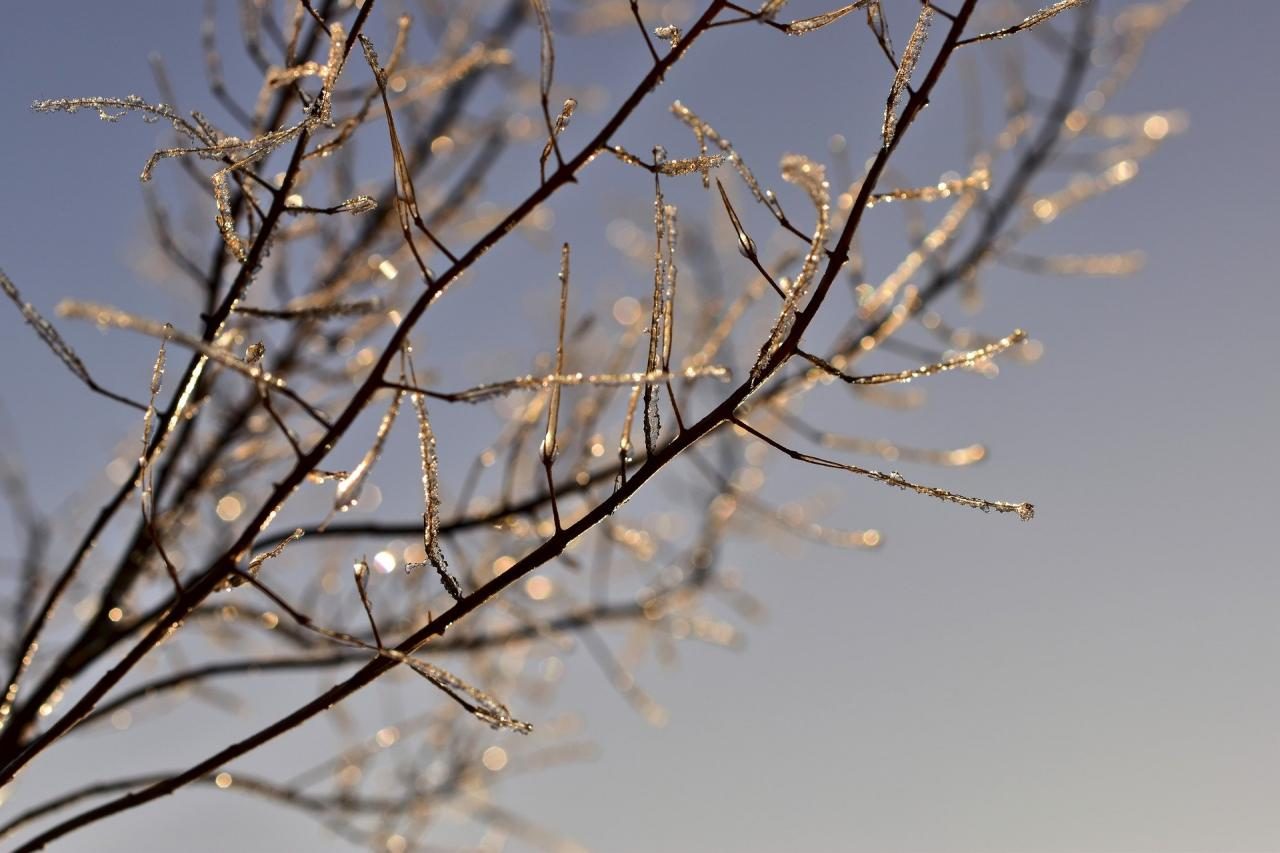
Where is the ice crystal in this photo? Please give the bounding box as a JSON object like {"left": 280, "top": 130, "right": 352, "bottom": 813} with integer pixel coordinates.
{"left": 334, "top": 391, "right": 404, "bottom": 514}
{"left": 56, "top": 300, "right": 327, "bottom": 427}
{"left": 961, "top": 0, "right": 1089, "bottom": 44}
{"left": 735, "top": 417, "right": 1033, "bottom": 520}
{"left": 867, "top": 166, "right": 991, "bottom": 207}
{"left": 1, "top": 270, "right": 143, "bottom": 411}
{"left": 406, "top": 360, "right": 462, "bottom": 600}
{"left": 784, "top": 1, "right": 873, "bottom": 36}
{"left": 653, "top": 25, "right": 682, "bottom": 47}
{"left": 802, "top": 330, "right": 1028, "bottom": 385}
{"left": 217, "top": 529, "right": 304, "bottom": 592}
{"left": 540, "top": 244, "right": 571, "bottom": 465}
{"left": 751, "top": 154, "right": 830, "bottom": 384}
{"left": 404, "top": 657, "right": 532, "bottom": 733}
{"left": 671, "top": 101, "right": 770, "bottom": 197}
{"left": 883, "top": 4, "right": 933, "bottom": 147}
{"left": 419, "top": 365, "right": 728, "bottom": 405}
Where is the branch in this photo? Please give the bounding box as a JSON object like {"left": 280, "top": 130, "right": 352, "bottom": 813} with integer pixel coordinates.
{"left": 3, "top": 5, "right": 991, "bottom": 845}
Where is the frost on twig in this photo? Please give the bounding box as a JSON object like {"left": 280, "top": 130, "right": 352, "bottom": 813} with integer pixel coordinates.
{"left": 616, "top": 383, "right": 644, "bottom": 486}
{"left": 56, "top": 302, "right": 277, "bottom": 389}
{"left": 55, "top": 300, "right": 330, "bottom": 428}
{"left": 867, "top": 166, "right": 991, "bottom": 207}
{"left": 256, "top": 16, "right": 348, "bottom": 114}
{"left": 360, "top": 34, "right": 457, "bottom": 274}
{"left": 642, "top": 168, "right": 679, "bottom": 455}
{"left": 138, "top": 337, "right": 182, "bottom": 593}
{"left": 531, "top": 0, "right": 569, "bottom": 180}
{"left": 733, "top": 417, "right": 1034, "bottom": 520}
{"left": 541, "top": 244, "right": 571, "bottom": 467}
{"left": 35, "top": 24, "right": 350, "bottom": 262}
{"left": 138, "top": 338, "right": 168, "bottom": 521}
{"left": 801, "top": 329, "right": 1028, "bottom": 385}
{"left": 861, "top": 197, "right": 983, "bottom": 321}
{"left": 217, "top": 528, "right": 304, "bottom": 592}
{"left": 750, "top": 154, "right": 830, "bottom": 384}
{"left": 1, "top": 270, "right": 146, "bottom": 412}
{"left": 670, "top": 100, "right": 811, "bottom": 247}
{"left": 404, "top": 350, "right": 463, "bottom": 601}
{"left": 334, "top": 391, "right": 404, "bottom": 515}
{"left": 306, "top": 15, "right": 413, "bottom": 161}
{"left": 540, "top": 98, "right": 577, "bottom": 183}
{"left": 403, "top": 657, "right": 532, "bottom": 733}
{"left": 882, "top": 4, "right": 933, "bottom": 147}
{"left": 31, "top": 95, "right": 202, "bottom": 134}
{"left": 654, "top": 25, "right": 682, "bottom": 47}
{"left": 395, "top": 365, "right": 729, "bottom": 404}
{"left": 660, "top": 207, "right": 680, "bottom": 376}
{"left": 332, "top": 195, "right": 379, "bottom": 215}
{"left": 605, "top": 145, "right": 724, "bottom": 179}
{"left": 219, "top": 557, "right": 531, "bottom": 734}
{"left": 657, "top": 154, "right": 724, "bottom": 176}
{"left": 784, "top": 1, "right": 873, "bottom": 36}
{"left": 540, "top": 244, "right": 571, "bottom": 531}
{"left": 225, "top": 555, "right": 528, "bottom": 732}
{"left": 671, "top": 101, "right": 772, "bottom": 197}
{"left": 959, "top": 0, "right": 1089, "bottom": 45}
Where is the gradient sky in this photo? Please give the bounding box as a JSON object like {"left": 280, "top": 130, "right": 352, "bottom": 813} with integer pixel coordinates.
{"left": 2, "top": 1, "right": 1278, "bottom": 851}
